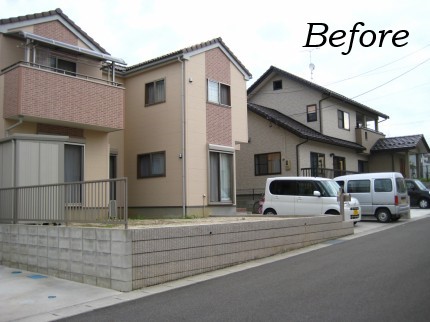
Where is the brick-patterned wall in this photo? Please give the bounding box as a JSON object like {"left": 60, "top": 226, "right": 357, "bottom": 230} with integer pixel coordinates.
{"left": 205, "top": 48, "right": 232, "bottom": 146}
{"left": 3, "top": 66, "right": 124, "bottom": 130}
{"left": 34, "top": 21, "right": 78, "bottom": 45}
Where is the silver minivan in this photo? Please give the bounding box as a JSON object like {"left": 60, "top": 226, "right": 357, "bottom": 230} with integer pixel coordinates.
{"left": 263, "top": 177, "right": 361, "bottom": 223}
{"left": 334, "top": 172, "right": 409, "bottom": 223}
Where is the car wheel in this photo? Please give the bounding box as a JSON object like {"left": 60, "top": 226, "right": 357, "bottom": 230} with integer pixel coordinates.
{"left": 419, "top": 198, "right": 429, "bottom": 209}
{"left": 263, "top": 208, "right": 277, "bottom": 215}
{"left": 376, "top": 208, "right": 391, "bottom": 223}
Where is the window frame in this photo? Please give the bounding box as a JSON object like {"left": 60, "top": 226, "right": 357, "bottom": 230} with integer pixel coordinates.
{"left": 307, "top": 104, "right": 317, "bottom": 122}
{"left": 208, "top": 148, "right": 234, "bottom": 204}
{"left": 207, "top": 79, "right": 231, "bottom": 107}
{"left": 145, "top": 79, "right": 166, "bottom": 106}
{"left": 254, "top": 152, "right": 282, "bottom": 176}
{"left": 273, "top": 80, "right": 283, "bottom": 90}
{"left": 50, "top": 57, "right": 76, "bottom": 76}
{"left": 338, "top": 109, "right": 350, "bottom": 130}
{"left": 137, "top": 151, "right": 166, "bottom": 178}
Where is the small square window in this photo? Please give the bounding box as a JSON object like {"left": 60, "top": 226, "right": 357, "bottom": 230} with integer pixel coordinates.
{"left": 145, "top": 79, "right": 166, "bottom": 106}
{"left": 137, "top": 152, "right": 166, "bottom": 178}
{"left": 273, "top": 80, "right": 282, "bottom": 90}
{"left": 207, "top": 80, "right": 231, "bottom": 106}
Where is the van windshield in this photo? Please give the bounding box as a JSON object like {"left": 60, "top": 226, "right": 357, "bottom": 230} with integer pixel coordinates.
{"left": 319, "top": 180, "right": 341, "bottom": 197}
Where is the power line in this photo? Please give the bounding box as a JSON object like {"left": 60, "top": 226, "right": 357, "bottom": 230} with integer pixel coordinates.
{"left": 352, "top": 58, "right": 430, "bottom": 99}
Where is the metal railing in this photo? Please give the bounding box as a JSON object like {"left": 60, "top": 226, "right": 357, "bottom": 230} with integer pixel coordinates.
{"left": 0, "top": 178, "right": 128, "bottom": 228}
{"left": 1, "top": 61, "right": 123, "bottom": 87}
{"left": 301, "top": 168, "right": 359, "bottom": 179}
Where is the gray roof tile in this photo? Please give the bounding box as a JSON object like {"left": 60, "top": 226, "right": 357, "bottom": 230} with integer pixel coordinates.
{"left": 371, "top": 135, "right": 429, "bottom": 152}
{"left": 249, "top": 103, "right": 365, "bottom": 151}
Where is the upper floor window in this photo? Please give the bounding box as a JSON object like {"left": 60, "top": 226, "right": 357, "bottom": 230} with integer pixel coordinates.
{"left": 307, "top": 104, "right": 317, "bottom": 122}
{"left": 137, "top": 151, "right": 166, "bottom": 178}
{"left": 208, "top": 80, "right": 231, "bottom": 106}
{"left": 50, "top": 57, "right": 76, "bottom": 76}
{"left": 145, "top": 79, "right": 166, "bottom": 106}
{"left": 273, "top": 80, "right": 283, "bottom": 90}
{"left": 338, "top": 110, "right": 350, "bottom": 130}
{"left": 255, "top": 152, "right": 281, "bottom": 176}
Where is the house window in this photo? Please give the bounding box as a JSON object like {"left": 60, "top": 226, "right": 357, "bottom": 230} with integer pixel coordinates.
{"left": 358, "top": 160, "right": 369, "bottom": 173}
{"left": 50, "top": 57, "right": 76, "bottom": 76}
{"left": 273, "top": 80, "right": 282, "bottom": 90}
{"left": 338, "top": 110, "right": 350, "bottom": 130}
{"left": 209, "top": 151, "right": 233, "bottom": 203}
{"left": 137, "top": 151, "right": 166, "bottom": 178}
{"left": 207, "top": 80, "right": 231, "bottom": 106}
{"left": 307, "top": 104, "right": 317, "bottom": 122}
{"left": 145, "top": 79, "right": 166, "bottom": 106}
{"left": 254, "top": 152, "right": 281, "bottom": 176}
{"left": 65, "top": 144, "right": 83, "bottom": 203}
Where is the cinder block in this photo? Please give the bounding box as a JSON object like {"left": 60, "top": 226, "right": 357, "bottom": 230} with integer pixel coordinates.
{"left": 112, "top": 241, "right": 132, "bottom": 255}
{"left": 70, "top": 238, "right": 82, "bottom": 250}
{"left": 71, "top": 261, "right": 83, "bottom": 274}
{"left": 83, "top": 239, "right": 96, "bottom": 252}
{"left": 70, "top": 250, "right": 83, "bottom": 262}
{"left": 111, "top": 267, "right": 132, "bottom": 282}
{"left": 83, "top": 228, "right": 96, "bottom": 240}
{"left": 96, "top": 240, "right": 110, "bottom": 253}
{"left": 96, "top": 229, "right": 111, "bottom": 241}
{"left": 111, "top": 279, "right": 133, "bottom": 292}
{"left": 111, "top": 254, "right": 132, "bottom": 268}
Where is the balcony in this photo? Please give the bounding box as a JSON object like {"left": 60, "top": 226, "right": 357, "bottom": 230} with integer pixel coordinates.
{"left": 2, "top": 62, "right": 124, "bottom": 132}
{"left": 301, "top": 168, "right": 359, "bottom": 179}
{"left": 355, "top": 127, "right": 385, "bottom": 154}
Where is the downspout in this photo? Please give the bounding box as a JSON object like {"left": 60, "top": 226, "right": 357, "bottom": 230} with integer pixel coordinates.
{"left": 296, "top": 138, "right": 309, "bottom": 176}
{"left": 178, "top": 56, "right": 187, "bottom": 218}
{"left": 5, "top": 116, "right": 23, "bottom": 137}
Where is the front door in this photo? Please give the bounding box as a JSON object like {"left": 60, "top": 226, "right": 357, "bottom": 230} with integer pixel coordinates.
{"left": 311, "top": 153, "right": 325, "bottom": 177}
{"left": 333, "top": 156, "right": 346, "bottom": 177}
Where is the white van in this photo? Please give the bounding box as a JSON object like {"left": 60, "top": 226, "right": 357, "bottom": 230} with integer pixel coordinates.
{"left": 262, "top": 177, "right": 361, "bottom": 223}
{"left": 334, "top": 172, "right": 409, "bottom": 223}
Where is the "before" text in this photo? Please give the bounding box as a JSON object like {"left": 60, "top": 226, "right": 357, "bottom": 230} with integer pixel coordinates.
{"left": 303, "top": 22, "right": 409, "bottom": 55}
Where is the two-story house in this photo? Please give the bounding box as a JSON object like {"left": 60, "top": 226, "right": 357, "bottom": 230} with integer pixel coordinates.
{"left": 0, "top": 9, "right": 125, "bottom": 191}
{"left": 236, "top": 66, "right": 429, "bottom": 209}
{"left": 110, "top": 38, "right": 252, "bottom": 218}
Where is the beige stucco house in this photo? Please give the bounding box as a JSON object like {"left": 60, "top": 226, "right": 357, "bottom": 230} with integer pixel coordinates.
{"left": 110, "top": 39, "right": 252, "bottom": 218}
{"left": 0, "top": 9, "right": 125, "bottom": 189}
{"left": 236, "top": 66, "right": 429, "bottom": 209}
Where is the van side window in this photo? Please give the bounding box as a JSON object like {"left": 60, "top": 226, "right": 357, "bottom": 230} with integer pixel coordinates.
{"left": 297, "top": 181, "right": 317, "bottom": 196}
{"left": 374, "top": 179, "right": 393, "bottom": 192}
{"left": 348, "top": 180, "right": 370, "bottom": 193}
{"left": 269, "top": 180, "right": 297, "bottom": 195}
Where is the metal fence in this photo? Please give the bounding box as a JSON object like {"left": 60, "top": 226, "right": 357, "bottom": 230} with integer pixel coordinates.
{"left": 0, "top": 178, "right": 128, "bottom": 228}
{"left": 301, "top": 168, "right": 359, "bottom": 178}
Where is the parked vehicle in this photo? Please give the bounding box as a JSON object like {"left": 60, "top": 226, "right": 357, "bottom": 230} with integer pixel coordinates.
{"left": 405, "top": 179, "right": 430, "bottom": 209}
{"left": 335, "top": 172, "right": 409, "bottom": 223}
{"left": 262, "top": 177, "right": 361, "bottom": 223}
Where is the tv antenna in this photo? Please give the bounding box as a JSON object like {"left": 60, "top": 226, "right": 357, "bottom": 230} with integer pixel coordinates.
{"left": 302, "top": 48, "right": 319, "bottom": 80}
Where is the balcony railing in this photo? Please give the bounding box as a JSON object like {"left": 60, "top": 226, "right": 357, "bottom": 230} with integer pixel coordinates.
{"left": 2, "top": 62, "right": 124, "bottom": 132}
{"left": 0, "top": 178, "right": 128, "bottom": 228}
{"left": 301, "top": 168, "right": 359, "bottom": 179}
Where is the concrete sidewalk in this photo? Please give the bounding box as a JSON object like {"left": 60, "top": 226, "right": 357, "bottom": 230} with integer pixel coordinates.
{"left": 1, "top": 209, "right": 429, "bottom": 322}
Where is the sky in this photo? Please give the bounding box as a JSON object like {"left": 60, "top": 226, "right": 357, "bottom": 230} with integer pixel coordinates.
{"left": 1, "top": 0, "right": 429, "bottom": 141}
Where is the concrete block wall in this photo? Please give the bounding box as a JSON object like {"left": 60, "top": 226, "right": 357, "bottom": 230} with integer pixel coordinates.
{"left": 0, "top": 224, "right": 133, "bottom": 291}
{"left": 131, "top": 215, "right": 353, "bottom": 289}
{"left": 0, "top": 215, "right": 353, "bottom": 292}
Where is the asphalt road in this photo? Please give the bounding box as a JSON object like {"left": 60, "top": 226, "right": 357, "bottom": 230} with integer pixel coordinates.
{"left": 61, "top": 216, "right": 430, "bottom": 322}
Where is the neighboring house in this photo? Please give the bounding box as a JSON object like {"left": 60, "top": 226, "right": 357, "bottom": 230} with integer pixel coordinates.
{"left": 0, "top": 9, "right": 125, "bottom": 191}
{"left": 236, "top": 66, "right": 428, "bottom": 208}
{"left": 109, "top": 38, "right": 252, "bottom": 218}
{"left": 370, "top": 135, "right": 430, "bottom": 178}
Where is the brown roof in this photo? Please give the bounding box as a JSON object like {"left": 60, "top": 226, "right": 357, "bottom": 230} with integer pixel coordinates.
{"left": 123, "top": 37, "right": 252, "bottom": 78}
{"left": 249, "top": 103, "right": 365, "bottom": 151}
{"left": 0, "top": 8, "right": 109, "bottom": 54}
